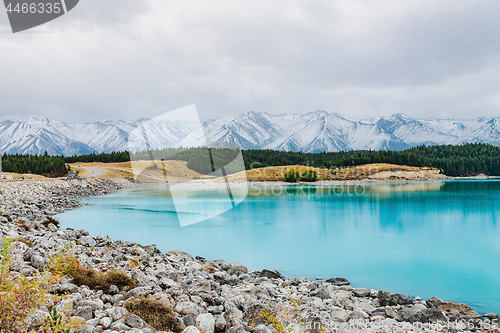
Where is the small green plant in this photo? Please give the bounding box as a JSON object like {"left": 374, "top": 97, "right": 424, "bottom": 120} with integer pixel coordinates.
{"left": 44, "top": 307, "right": 71, "bottom": 333}
{"left": 284, "top": 168, "right": 300, "bottom": 183}
{"left": 249, "top": 290, "right": 326, "bottom": 333}
{"left": 300, "top": 169, "right": 317, "bottom": 182}
{"left": 127, "top": 242, "right": 142, "bottom": 268}
{"left": 1, "top": 214, "right": 12, "bottom": 223}
{"left": 125, "top": 297, "right": 182, "bottom": 333}
{"left": 250, "top": 305, "right": 288, "bottom": 333}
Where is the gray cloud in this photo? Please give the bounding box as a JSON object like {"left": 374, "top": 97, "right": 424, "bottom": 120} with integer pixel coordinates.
{"left": 0, "top": 0, "right": 499, "bottom": 123}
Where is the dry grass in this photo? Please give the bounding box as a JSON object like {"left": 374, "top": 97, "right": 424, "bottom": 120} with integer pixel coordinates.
{"left": 68, "top": 160, "right": 205, "bottom": 182}
{"left": 223, "top": 163, "right": 444, "bottom": 182}
{"left": 125, "top": 297, "right": 182, "bottom": 333}
{"left": 1, "top": 172, "right": 49, "bottom": 180}
{"left": 41, "top": 216, "right": 59, "bottom": 228}
{"left": 70, "top": 269, "right": 136, "bottom": 291}
{"left": 50, "top": 254, "right": 136, "bottom": 291}
{"left": 15, "top": 219, "right": 31, "bottom": 232}
{"left": 12, "top": 236, "right": 33, "bottom": 247}
{"left": 69, "top": 166, "right": 93, "bottom": 177}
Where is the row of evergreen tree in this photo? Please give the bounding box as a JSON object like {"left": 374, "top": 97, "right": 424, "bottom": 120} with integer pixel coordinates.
{"left": 3, "top": 143, "right": 500, "bottom": 177}
{"left": 242, "top": 143, "right": 500, "bottom": 177}
{"left": 65, "top": 151, "right": 130, "bottom": 163}
{"left": 1, "top": 153, "right": 68, "bottom": 177}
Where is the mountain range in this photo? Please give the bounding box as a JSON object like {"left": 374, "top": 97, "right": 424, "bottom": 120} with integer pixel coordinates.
{"left": 1, "top": 111, "right": 500, "bottom": 156}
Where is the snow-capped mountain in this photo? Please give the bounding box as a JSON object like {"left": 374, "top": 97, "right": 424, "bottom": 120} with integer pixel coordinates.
{"left": 1, "top": 112, "right": 500, "bottom": 156}
{"left": 177, "top": 111, "right": 500, "bottom": 153}
{"left": 0, "top": 116, "right": 198, "bottom": 156}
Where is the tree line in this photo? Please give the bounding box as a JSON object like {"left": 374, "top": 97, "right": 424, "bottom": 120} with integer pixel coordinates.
{"left": 65, "top": 151, "right": 130, "bottom": 163}
{"left": 2, "top": 143, "right": 500, "bottom": 177}
{"left": 1, "top": 152, "right": 68, "bottom": 177}
{"left": 243, "top": 143, "right": 500, "bottom": 177}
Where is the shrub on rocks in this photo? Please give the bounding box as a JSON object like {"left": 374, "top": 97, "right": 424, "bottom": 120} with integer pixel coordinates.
{"left": 49, "top": 253, "right": 136, "bottom": 291}
{"left": 0, "top": 238, "right": 82, "bottom": 332}
{"left": 12, "top": 236, "right": 33, "bottom": 247}
{"left": 41, "top": 216, "right": 59, "bottom": 228}
{"left": 15, "top": 219, "right": 31, "bottom": 231}
{"left": 125, "top": 297, "right": 182, "bottom": 333}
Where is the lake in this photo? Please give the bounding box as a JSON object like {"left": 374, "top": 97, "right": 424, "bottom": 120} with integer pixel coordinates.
{"left": 57, "top": 180, "right": 500, "bottom": 314}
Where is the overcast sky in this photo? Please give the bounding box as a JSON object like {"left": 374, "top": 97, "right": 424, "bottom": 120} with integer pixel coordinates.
{"left": 1, "top": 0, "right": 500, "bottom": 123}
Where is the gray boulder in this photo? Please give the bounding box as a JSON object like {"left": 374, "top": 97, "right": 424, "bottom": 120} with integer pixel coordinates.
{"left": 259, "top": 269, "right": 283, "bottom": 279}
{"left": 251, "top": 324, "right": 272, "bottom": 333}
{"left": 310, "top": 287, "right": 330, "bottom": 299}
{"left": 215, "top": 315, "right": 226, "bottom": 332}
{"left": 352, "top": 288, "right": 370, "bottom": 297}
{"left": 107, "top": 307, "right": 128, "bottom": 321}
{"left": 30, "top": 255, "right": 46, "bottom": 269}
{"left": 228, "top": 263, "right": 248, "bottom": 276}
{"left": 125, "top": 314, "right": 146, "bottom": 329}
{"left": 74, "top": 306, "right": 93, "bottom": 321}
{"left": 398, "top": 308, "right": 428, "bottom": 323}
{"left": 196, "top": 313, "right": 215, "bottom": 333}
{"left": 127, "top": 286, "right": 152, "bottom": 298}
{"left": 99, "top": 316, "right": 113, "bottom": 329}
{"left": 53, "top": 283, "right": 79, "bottom": 294}
{"left": 80, "top": 235, "right": 96, "bottom": 247}
{"left": 183, "top": 316, "right": 196, "bottom": 327}
{"left": 183, "top": 326, "right": 202, "bottom": 333}
{"left": 325, "top": 277, "right": 350, "bottom": 286}
{"left": 175, "top": 301, "right": 204, "bottom": 317}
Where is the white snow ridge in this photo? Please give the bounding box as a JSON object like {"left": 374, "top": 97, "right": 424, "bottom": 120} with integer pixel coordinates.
{"left": 1, "top": 111, "right": 500, "bottom": 155}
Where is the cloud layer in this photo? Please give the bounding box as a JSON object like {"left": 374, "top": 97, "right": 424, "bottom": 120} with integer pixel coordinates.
{"left": 1, "top": 0, "right": 500, "bottom": 123}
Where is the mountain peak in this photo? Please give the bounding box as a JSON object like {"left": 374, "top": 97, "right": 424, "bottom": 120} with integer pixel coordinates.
{"left": 388, "top": 113, "right": 413, "bottom": 121}
{"left": 26, "top": 116, "right": 51, "bottom": 123}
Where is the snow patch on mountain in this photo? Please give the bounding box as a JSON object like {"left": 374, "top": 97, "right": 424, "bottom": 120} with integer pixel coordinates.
{"left": 1, "top": 112, "right": 500, "bottom": 155}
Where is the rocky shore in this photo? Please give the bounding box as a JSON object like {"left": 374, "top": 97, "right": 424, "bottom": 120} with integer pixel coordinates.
{"left": 0, "top": 179, "right": 499, "bottom": 333}
{"left": 0, "top": 178, "right": 133, "bottom": 221}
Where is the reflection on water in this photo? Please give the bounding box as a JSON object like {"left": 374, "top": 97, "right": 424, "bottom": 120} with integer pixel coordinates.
{"left": 246, "top": 181, "right": 445, "bottom": 198}
{"left": 57, "top": 180, "right": 500, "bottom": 314}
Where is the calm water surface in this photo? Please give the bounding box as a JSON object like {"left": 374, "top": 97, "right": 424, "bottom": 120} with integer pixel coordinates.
{"left": 57, "top": 180, "right": 500, "bottom": 314}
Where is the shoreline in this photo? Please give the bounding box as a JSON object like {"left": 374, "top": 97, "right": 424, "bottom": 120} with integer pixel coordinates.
{"left": 118, "top": 175, "right": 500, "bottom": 191}
{"left": 0, "top": 178, "right": 499, "bottom": 332}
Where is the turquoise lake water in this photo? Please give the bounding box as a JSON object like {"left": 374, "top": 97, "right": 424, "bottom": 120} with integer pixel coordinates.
{"left": 57, "top": 180, "right": 500, "bottom": 314}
